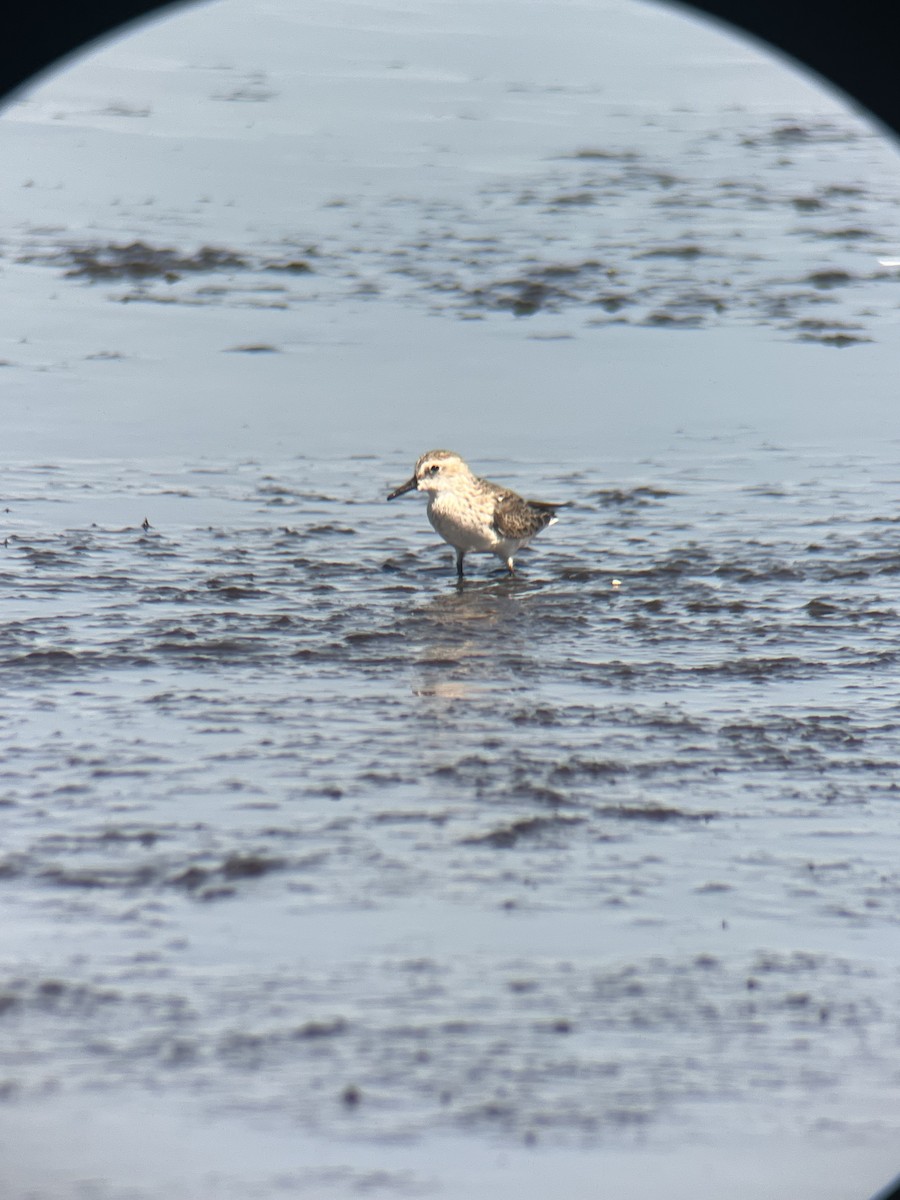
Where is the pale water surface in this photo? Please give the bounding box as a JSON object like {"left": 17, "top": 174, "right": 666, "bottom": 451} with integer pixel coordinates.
{"left": 2, "top": 2, "right": 900, "bottom": 1198}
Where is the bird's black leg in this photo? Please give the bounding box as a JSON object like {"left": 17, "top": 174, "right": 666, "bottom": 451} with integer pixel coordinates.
{"left": 456, "top": 549, "right": 465, "bottom": 578}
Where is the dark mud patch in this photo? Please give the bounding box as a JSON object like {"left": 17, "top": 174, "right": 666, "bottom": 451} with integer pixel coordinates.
{"left": 806, "top": 270, "right": 855, "bottom": 290}
{"left": 791, "top": 318, "right": 869, "bottom": 346}
{"left": 642, "top": 310, "right": 704, "bottom": 328}
{"left": 637, "top": 243, "right": 707, "bottom": 260}
{"left": 170, "top": 853, "right": 287, "bottom": 899}
{"left": 40, "top": 864, "right": 159, "bottom": 890}
{"left": 595, "top": 804, "right": 716, "bottom": 823}
{"left": 35, "top": 848, "right": 287, "bottom": 901}
{"left": 741, "top": 120, "right": 860, "bottom": 148}
{"left": 592, "top": 486, "right": 676, "bottom": 507}
{"left": 294, "top": 1017, "right": 348, "bottom": 1039}
{"left": 805, "top": 597, "right": 840, "bottom": 618}
{"left": 263, "top": 259, "right": 314, "bottom": 273}
{"left": 464, "top": 274, "right": 579, "bottom": 316}
{"left": 563, "top": 147, "right": 642, "bottom": 163}
{"left": 18, "top": 240, "right": 249, "bottom": 281}
{"left": 461, "top": 814, "right": 584, "bottom": 849}
{"left": 796, "top": 330, "right": 873, "bottom": 347}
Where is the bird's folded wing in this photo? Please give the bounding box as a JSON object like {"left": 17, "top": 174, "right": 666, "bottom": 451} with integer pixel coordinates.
{"left": 491, "top": 494, "right": 558, "bottom": 539}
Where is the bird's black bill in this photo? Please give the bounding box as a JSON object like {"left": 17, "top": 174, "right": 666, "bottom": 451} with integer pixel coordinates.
{"left": 387, "top": 476, "right": 417, "bottom": 500}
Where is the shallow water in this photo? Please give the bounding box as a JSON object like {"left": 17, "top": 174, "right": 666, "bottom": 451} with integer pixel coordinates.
{"left": 2, "top": 2, "right": 900, "bottom": 1197}
{"left": 3, "top": 444, "right": 900, "bottom": 1172}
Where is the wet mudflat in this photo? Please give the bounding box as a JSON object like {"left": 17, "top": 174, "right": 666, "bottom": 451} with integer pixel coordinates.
{"left": 3, "top": 442, "right": 900, "bottom": 1196}
{"left": 2, "top": 2, "right": 900, "bottom": 1197}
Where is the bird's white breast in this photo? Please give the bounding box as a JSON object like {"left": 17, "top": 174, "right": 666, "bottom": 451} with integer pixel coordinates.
{"left": 427, "top": 490, "right": 498, "bottom": 552}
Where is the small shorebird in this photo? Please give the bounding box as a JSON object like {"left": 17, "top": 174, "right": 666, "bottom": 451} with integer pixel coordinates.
{"left": 387, "top": 449, "right": 562, "bottom": 577}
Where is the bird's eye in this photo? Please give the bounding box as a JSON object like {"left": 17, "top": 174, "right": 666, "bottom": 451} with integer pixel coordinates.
{"left": 429, "top": 464, "right": 440, "bottom": 474}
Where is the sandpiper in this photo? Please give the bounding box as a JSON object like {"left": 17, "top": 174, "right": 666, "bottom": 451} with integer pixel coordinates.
{"left": 387, "top": 450, "right": 562, "bottom": 577}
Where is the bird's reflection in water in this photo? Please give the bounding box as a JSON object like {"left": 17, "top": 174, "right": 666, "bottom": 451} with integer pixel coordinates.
{"left": 410, "top": 574, "right": 540, "bottom": 703}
